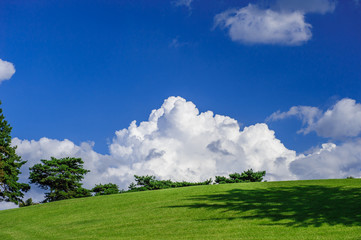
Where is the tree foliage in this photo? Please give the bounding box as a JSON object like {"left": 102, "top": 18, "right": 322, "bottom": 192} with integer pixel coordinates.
{"left": 0, "top": 101, "right": 30, "bottom": 204}
{"left": 29, "top": 157, "right": 91, "bottom": 202}
{"left": 128, "top": 175, "right": 212, "bottom": 192}
{"left": 92, "top": 183, "right": 120, "bottom": 196}
{"left": 215, "top": 169, "right": 266, "bottom": 184}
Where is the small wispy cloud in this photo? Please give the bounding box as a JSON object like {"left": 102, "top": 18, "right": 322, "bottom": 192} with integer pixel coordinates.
{"left": 214, "top": 0, "right": 336, "bottom": 45}
{"left": 267, "top": 106, "right": 322, "bottom": 127}
{"left": 169, "top": 37, "right": 189, "bottom": 48}
{"left": 0, "top": 59, "right": 16, "bottom": 84}
{"left": 214, "top": 4, "right": 312, "bottom": 45}
{"left": 173, "top": 0, "right": 193, "bottom": 9}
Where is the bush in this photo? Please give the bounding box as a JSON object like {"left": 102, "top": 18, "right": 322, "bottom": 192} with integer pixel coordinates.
{"left": 215, "top": 169, "right": 266, "bottom": 184}
{"left": 128, "top": 175, "right": 212, "bottom": 192}
{"left": 19, "top": 198, "right": 39, "bottom": 207}
{"left": 92, "top": 183, "right": 120, "bottom": 196}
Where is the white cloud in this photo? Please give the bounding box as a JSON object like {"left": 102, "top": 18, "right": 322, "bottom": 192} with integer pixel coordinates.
{"left": 269, "top": 98, "right": 361, "bottom": 139}
{"left": 291, "top": 140, "right": 361, "bottom": 180}
{"left": 108, "top": 97, "right": 297, "bottom": 182}
{"left": 274, "top": 0, "right": 336, "bottom": 14}
{"left": 309, "top": 99, "right": 361, "bottom": 138}
{"left": 0, "top": 59, "right": 16, "bottom": 83}
{"left": 214, "top": 4, "right": 312, "bottom": 45}
{"left": 267, "top": 106, "right": 322, "bottom": 126}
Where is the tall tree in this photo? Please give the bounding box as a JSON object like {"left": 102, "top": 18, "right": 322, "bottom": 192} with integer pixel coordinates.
{"left": 0, "top": 101, "right": 30, "bottom": 204}
{"left": 29, "top": 157, "right": 91, "bottom": 202}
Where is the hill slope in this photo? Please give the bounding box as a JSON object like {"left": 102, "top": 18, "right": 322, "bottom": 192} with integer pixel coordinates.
{"left": 1, "top": 179, "right": 361, "bottom": 239}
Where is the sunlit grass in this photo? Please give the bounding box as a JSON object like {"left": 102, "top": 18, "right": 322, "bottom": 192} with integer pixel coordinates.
{"left": 1, "top": 179, "right": 360, "bottom": 239}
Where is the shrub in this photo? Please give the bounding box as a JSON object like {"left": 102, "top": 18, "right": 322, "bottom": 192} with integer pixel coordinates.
{"left": 19, "top": 198, "right": 38, "bottom": 207}
{"left": 128, "top": 175, "right": 212, "bottom": 192}
{"left": 215, "top": 169, "right": 266, "bottom": 184}
{"left": 92, "top": 183, "right": 120, "bottom": 196}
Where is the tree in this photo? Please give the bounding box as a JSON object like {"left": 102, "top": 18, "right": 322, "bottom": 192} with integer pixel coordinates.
{"left": 0, "top": 101, "right": 30, "bottom": 204}
{"left": 92, "top": 183, "right": 120, "bottom": 196}
{"left": 29, "top": 157, "right": 91, "bottom": 202}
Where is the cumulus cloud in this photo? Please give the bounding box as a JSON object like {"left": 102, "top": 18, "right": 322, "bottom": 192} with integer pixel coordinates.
{"left": 269, "top": 98, "right": 361, "bottom": 139}
{"left": 309, "top": 99, "right": 361, "bottom": 138}
{"left": 291, "top": 140, "right": 361, "bottom": 180}
{"left": 3, "top": 96, "right": 361, "bottom": 210}
{"left": 0, "top": 59, "right": 16, "bottom": 83}
{"left": 108, "top": 97, "right": 297, "bottom": 182}
{"left": 214, "top": 4, "right": 312, "bottom": 45}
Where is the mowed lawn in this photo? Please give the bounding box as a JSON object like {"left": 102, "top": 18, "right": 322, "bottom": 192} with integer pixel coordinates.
{"left": 1, "top": 179, "right": 361, "bottom": 239}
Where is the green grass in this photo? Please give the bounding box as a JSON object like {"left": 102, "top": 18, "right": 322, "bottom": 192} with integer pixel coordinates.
{"left": 1, "top": 179, "right": 361, "bottom": 239}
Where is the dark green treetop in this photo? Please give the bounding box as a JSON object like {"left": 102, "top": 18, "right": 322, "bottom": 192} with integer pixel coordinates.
{"left": 215, "top": 169, "right": 266, "bottom": 184}
{"left": 29, "top": 157, "right": 91, "bottom": 202}
{"left": 91, "top": 183, "right": 120, "bottom": 196}
{"left": 0, "top": 101, "right": 30, "bottom": 204}
{"left": 128, "top": 175, "right": 212, "bottom": 192}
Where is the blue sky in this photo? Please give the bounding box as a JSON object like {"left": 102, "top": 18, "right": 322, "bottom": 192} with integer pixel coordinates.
{"left": 1, "top": 0, "right": 361, "bottom": 208}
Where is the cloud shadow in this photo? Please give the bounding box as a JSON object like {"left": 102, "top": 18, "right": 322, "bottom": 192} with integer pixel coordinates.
{"left": 167, "top": 183, "right": 361, "bottom": 227}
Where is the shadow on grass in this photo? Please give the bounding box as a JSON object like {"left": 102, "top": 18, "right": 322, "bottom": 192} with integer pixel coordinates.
{"left": 168, "top": 184, "right": 361, "bottom": 227}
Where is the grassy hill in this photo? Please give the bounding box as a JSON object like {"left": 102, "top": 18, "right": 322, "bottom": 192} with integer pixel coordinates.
{"left": 1, "top": 179, "right": 361, "bottom": 239}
